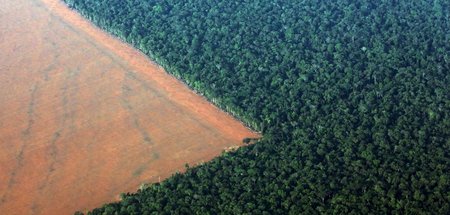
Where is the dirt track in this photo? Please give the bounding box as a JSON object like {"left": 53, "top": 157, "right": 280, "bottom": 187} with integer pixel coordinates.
{"left": 0, "top": 0, "right": 259, "bottom": 214}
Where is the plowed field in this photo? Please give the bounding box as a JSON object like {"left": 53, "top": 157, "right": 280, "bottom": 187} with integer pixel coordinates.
{"left": 0, "top": 0, "right": 258, "bottom": 214}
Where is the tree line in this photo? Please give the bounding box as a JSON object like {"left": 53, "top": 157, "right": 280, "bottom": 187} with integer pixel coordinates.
{"left": 64, "top": 0, "right": 450, "bottom": 214}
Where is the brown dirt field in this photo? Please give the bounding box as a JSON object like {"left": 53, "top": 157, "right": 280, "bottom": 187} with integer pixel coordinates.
{"left": 0, "top": 0, "right": 259, "bottom": 214}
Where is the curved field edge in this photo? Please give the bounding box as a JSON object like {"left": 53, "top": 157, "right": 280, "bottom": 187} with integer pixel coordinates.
{"left": 63, "top": 0, "right": 450, "bottom": 214}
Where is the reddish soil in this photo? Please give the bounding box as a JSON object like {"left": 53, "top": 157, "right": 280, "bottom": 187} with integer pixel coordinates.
{"left": 0, "top": 0, "right": 259, "bottom": 214}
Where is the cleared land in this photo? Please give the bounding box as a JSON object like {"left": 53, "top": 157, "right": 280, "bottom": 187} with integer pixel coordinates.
{"left": 0, "top": 0, "right": 259, "bottom": 214}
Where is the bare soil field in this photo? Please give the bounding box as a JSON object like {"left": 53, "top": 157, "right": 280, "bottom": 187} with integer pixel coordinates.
{"left": 0, "top": 0, "right": 259, "bottom": 214}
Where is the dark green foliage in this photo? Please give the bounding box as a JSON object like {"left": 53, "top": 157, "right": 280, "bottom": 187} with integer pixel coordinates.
{"left": 64, "top": 0, "right": 450, "bottom": 214}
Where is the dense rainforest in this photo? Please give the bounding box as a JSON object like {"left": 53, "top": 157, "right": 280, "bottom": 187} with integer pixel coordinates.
{"left": 64, "top": 0, "right": 450, "bottom": 214}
